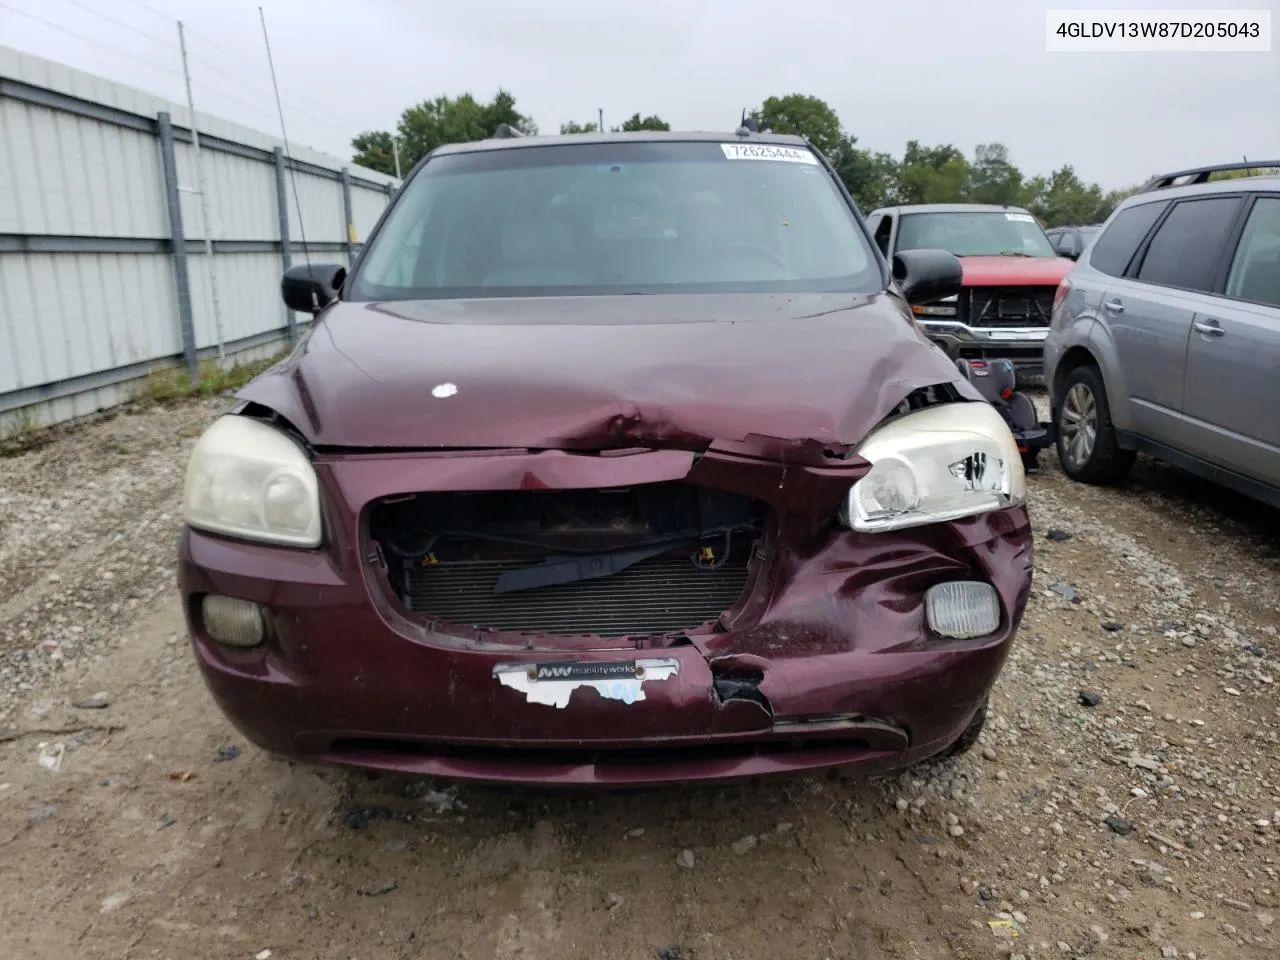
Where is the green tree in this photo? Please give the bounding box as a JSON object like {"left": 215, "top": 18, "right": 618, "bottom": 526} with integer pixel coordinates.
{"left": 751, "top": 94, "right": 844, "bottom": 158}
{"left": 1095, "top": 187, "right": 1137, "bottom": 221}
{"left": 351, "top": 90, "right": 535, "bottom": 174}
{"left": 833, "top": 140, "right": 900, "bottom": 211}
{"left": 896, "top": 140, "right": 972, "bottom": 203}
{"left": 1022, "top": 165, "right": 1108, "bottom": 226}
{"left": 349, "top": 131, "right": 398, "bottom": 177}
{"left": 616, "top": 113, "right": 670, "bottom": 132}
{"left": 560, "top": 120, "right": 599, "bottom": 134}
{"left": 969, "top": 143, "right": 1024, "bottom": 206}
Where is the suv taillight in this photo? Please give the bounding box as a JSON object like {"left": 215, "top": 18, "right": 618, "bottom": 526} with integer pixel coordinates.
{"left": 1053, "top": 278, "right": 1070, "bottom": 311}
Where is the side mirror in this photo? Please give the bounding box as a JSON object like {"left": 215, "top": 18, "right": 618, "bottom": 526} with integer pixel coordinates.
{"left": 282, "top": 262, "right": 347, "bottom": 316}
{"left": 892, "top": 248, "right": 963, "bottom": 305}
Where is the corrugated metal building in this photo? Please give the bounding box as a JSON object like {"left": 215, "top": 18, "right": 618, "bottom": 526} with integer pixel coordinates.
{"left": 0, "top": 44, "right": 398, "bottom": 434}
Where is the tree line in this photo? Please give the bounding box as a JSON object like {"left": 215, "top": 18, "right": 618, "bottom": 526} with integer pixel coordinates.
{"left": 351, "top": 90, "right": 1137, "bottom": 227}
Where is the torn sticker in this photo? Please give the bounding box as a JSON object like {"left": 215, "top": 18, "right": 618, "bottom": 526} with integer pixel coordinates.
{"left": 431, "top": 382, "right": 458, "bottom": 398}
{"left": 720, "top": 143, "right": 818, "bottom": 165}
{"left": 1004, "top": 212, "right": 1035, "bottom": 222}
{"left": 493, "top": 658, "right": 680, "bottom": 709}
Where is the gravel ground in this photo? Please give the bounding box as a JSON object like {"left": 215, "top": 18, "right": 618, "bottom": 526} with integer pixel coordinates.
{"left": 0, "top": 395, "right": 1277, "bottom": 960}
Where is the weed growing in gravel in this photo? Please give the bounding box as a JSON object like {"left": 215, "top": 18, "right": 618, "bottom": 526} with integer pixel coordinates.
{"left": 0, "top": 350, "right": 288, "bottom": 459}
{"left": 142, "top": 351, "right": 286, "bottom": 406}
{"left": 0, "top": 410, "right": 40, "bottom": 457}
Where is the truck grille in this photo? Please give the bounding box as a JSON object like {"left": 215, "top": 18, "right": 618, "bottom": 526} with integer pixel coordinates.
{"left": 966, "top": 285, "right": 1057, "bottom": 327}
{"left": 403, "top": 550, "right": 753, "bottom": 637}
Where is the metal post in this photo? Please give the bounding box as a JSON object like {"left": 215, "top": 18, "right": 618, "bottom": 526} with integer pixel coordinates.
{"left": 157, "top": 111, "right": 198, "bottom": 380}
{"left": 598, "top": 107, "right": 604, "bottom": 133}
{"left": 177, "top": 21, "right": 225, "bottom": 364}
{"left": 273, "top": 147, "right": 297, "bottom": 344}
{"left": 392, "top": 137, "right": 402, "bottom": 179}
{"left": 341, "top": 167, "right": 355, "bottom": 265}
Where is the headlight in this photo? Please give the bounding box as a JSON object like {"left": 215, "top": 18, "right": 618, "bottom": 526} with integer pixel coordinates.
{"left": 911, "top": 293, "right": 958, "bottom": 317}
{"left": 183, "top": 416, "right": 322, "bottom": 547}
{"left": 842, "top": 402, "right": 1024, "bottom": 532}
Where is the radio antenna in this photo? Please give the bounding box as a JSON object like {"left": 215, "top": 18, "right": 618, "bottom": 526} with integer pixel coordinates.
{"left": 259, "top": 6, "right": 310, "bottom": 269}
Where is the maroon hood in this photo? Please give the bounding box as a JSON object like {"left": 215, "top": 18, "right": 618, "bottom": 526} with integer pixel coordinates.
{"left": 238, "top": 293, "right": 980, "bottom": 451}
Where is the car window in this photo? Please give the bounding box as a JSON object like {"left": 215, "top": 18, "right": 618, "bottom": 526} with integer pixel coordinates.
{"left": 874, "top": 215, "right": 893, "bottom": 256}
{"left": 1225, "top": 196, "right": 1280, "bottom": 307}
{"left": 1135, "top": 197, "right": 1241, "bottom": 292}
{"left": 896, "top": 211, "right": 1056, "bottom": 257}
{"left": 372, "top": 215, "right": 428, "bottom": 288}
{"left": 1059, "top": 232, "right": 1079, "bottom": 255}
{"left": 350, "top": 140, "right": 881, "bottom": 300}
{"left": 1089, "top": 201, "right": 1168, "bottom": 276}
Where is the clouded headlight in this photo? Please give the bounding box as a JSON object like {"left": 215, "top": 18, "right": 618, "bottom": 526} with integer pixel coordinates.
{"left": 183, "top": 416, "right": 322, "bottom": 548}
{"left": 843, "top": 402, "right": 1025, "bottom": 533}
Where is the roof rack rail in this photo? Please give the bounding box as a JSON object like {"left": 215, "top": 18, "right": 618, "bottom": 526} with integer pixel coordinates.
{"left": 1139, "top": 160, "right": 1280, "bottom": 192}
{"left": 490, "top": 123, "right": 524, "bottom": 139}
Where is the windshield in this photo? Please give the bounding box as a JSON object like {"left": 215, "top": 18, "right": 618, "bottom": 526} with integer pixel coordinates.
{"left": 896, "top": 211, "right": 1057, "bottom": 258}
{"left": 349, "top": 140, "right": 881, "bottom": 300}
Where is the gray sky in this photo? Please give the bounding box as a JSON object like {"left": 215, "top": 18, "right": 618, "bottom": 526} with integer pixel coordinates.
{"left": 2, "top": 0, "right": 1277, "bottom": 188}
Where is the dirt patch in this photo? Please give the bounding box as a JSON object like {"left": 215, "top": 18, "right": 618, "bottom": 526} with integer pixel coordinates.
{"left": 0, "top": 397, "right": 1276, "bottom": 959}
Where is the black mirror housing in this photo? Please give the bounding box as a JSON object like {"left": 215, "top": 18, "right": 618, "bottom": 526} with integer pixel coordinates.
{"left": 891, "top": 248, "right": 963, "bottom": 305}
{"left": 282, "top": 262, "right": 347, "bottom": 315}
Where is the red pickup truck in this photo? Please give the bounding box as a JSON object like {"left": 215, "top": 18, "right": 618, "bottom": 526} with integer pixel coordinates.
{"left": 864, "top": 203, "right": 1073, "bottom": 380}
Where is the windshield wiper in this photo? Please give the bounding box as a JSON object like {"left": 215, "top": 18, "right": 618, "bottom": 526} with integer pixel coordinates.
{"left": 996, "top": 250, "right": 1035, "bottom": 257}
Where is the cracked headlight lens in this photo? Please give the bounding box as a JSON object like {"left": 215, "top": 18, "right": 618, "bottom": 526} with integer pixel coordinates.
{"left": 842, "top": 402, "right": 1025, "bottom": 533}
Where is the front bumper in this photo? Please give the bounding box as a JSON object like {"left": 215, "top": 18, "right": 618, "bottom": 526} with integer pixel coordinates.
{"left": 918, "top": 319, "right": 1049, "bottom": 370}
{"left": 179, "top": 513, "right": 1033, "bottom": 787}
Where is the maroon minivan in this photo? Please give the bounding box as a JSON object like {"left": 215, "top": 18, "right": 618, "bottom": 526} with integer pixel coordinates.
{"left": 177, "top": 130, "right": 1033, "bottom": 786}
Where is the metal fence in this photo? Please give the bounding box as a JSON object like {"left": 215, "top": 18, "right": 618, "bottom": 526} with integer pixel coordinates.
{"left": 0, "top": 44, "right": 399, "bottom": 434}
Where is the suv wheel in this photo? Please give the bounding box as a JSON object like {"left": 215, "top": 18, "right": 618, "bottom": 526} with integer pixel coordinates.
{"left": 1054, "top": 365, "right": 1135, "bottom": 484}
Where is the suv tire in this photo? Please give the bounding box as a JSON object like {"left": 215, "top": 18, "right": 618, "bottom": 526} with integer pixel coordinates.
{"left": 1054, "top": 365, "right": 1135, "bottom": 485}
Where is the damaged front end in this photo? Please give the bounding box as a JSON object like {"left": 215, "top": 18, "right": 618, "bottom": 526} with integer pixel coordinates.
{"left": 182, "top": 371, "right": 1032, "bottom": 784}
{"left": 315, "top": 386, "right": 1028, "bottom": 772}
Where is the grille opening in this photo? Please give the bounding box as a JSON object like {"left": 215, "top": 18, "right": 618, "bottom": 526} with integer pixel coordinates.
{"left": 966, "top": 285, "right": 1057, "bottom": 327}
{"left": 368, "top": 483, "right": 766, "bottom": 637}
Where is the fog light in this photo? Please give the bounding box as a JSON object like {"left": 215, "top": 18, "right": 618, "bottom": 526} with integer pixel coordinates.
{"left": 201, "top": 595, "right": 265, "bottom": 648}
{"left": 925, "top": 581, "right": 1000, "bottom": 639}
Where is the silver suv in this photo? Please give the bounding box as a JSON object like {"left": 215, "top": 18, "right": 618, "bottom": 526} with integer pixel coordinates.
{"left": 1044, "top": 161, "right": 1280, "bottom": 507}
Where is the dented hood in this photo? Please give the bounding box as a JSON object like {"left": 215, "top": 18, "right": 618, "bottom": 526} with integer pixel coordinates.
{"left": 239, "top": 293, "right": 978, "bottom": 451}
